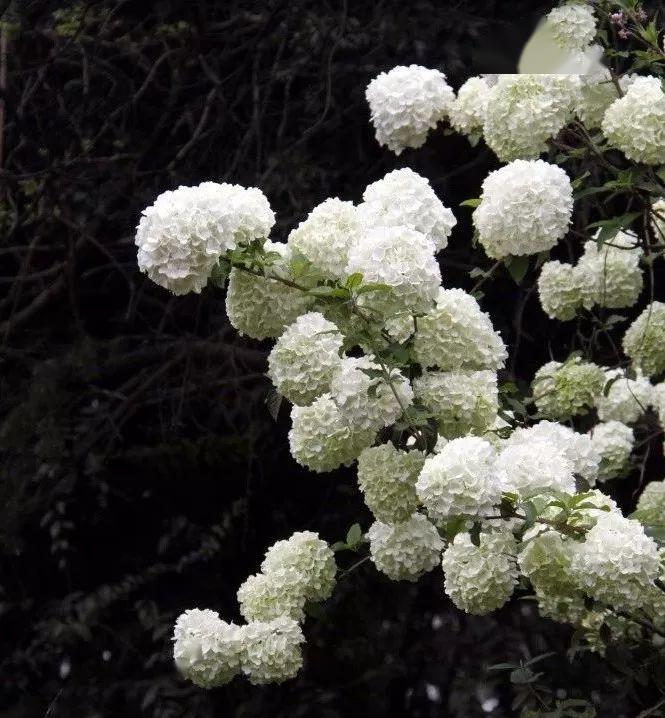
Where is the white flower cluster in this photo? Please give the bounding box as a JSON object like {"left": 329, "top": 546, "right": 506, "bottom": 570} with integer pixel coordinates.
{"left": 225, "top": 242, "right": 313, "bottom": 339}
{"left": 449, "top": 76, "right": 490, "bottom": 138}
{"left": 537, "top": 260, "right": 585, "bottom": 321}
{"left": 367, "top": 512, "right": 444, "bottom": 581}
{"left": 412, "top": 288, "right": 507, "bottom": 371}
{"left": 545, "top": 3, "right": 597, "bottom": 52}
{"left": 472, "top": 160, "right": 573, "bottom": 259}
{"left": 602, "top": 76, "right": 665, "bottom": 165}
{"left": 238, "top": 568, "right": 308, "bottom": 623}
{"left": 365, "top": 65, "right": 454, "bottom": 154}
{"left": 358, "top": 168, "right": 456, "bottom": 251}
{"left": 239, "top": 617, "right": 305, "bottom": 684}
{"left": 589, "top": 421, "right": 634, "bottom": 481}
{"left": 357, "top": 444, "right": 424, "bottom": 524}
{"left": 596, "top": 368, "right": 651, "bottom": 424}
{"left": 136, "top": 183, "right": 274, "bottom": 294}
{"left": 532, "top": 358, "right": 605, "bottom": 421}
{"left": 575, "top": 70, "right": 625, "bottom": 129}
{"left": 518, "top": 529, "right": 577, "bottom": 597}
{"left": 441, "top": 527, "right": 518, "bottom": 615}
{"left": 634, "top": 481, "right": 665, "bottom": 525}
{"left": 414, "top": 369, "right": 498, "bottom": 439}
{"left": 483, "top": 74, "right": 581, "bottom": 161}
{"left": 416, "top": 437, "right": 500, "bottom": 522}
{"left": 623, "top": 301, "right": 665, "bottom": 378}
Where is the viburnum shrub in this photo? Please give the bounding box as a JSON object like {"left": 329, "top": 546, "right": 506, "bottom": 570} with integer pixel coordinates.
{"left": 134, "top": 0, "right": 665, "bottom": 704}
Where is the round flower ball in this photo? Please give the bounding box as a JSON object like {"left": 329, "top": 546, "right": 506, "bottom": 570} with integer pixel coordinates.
{"left": 576, "top": 69, "right": 624, "bottom": 129}
{"left": 267, "top": 312, "right": 343, "bottom": 406}
{"left": 173, "top": 609, "right": 241, "bottom": 688}
{"left": 287, "top": 198, "right": 362, "bottom": 280}
{"left": 225, "top": 242, "right": 313, "bottom": 339}
{"left": 441, "top": 528, "right": 518, "bottom": 615}
{"left": 634, "top": 481, "right": 665, "bottom": 526}
{"left": 413, "top": 369, "right": 498, "bottom": 440}
{"left": 472, "top": 160, "right": 573, "bottom": 259}
{"left": 357, "top": 443, "right": 425, "bottom": 524}
{"left": 288, "top": 394, "right": 375, "bottom": 473}
{"left": 261, "top": 531, "right": 337, "bottom": 603}
{"left": 545, "top": 3, "right": 597, "bottom": 52}
{"left": 602, "top": 76, "right": 665, "bottom": 165}
{"left": 623, "top": 301, "right": 665, "bottom": 378}
{"left": 449, "top": 76, "right": 490, "bottom": 139}
{"left": 518, "top": 528, "right": 577, "bottom": 596}
{"left": 358, "top": 168, "right": 456, "bottom": 251}
{"left": 412, "top": 288, "right": 507, "bottom": 371}
{"left": 416, "top": 437, "right": 500, "bottom": 522}
{"left": 589, "top": 421, "right": 634, "bottom": 482}
{"left": 345, "top": 226, "right": 441, "bottom": 316}
{"left": 531, "top": 358, "right": 605, "bottom": 420}
{"left": 483, "top": 74, "right": 581, "bottom": 161}
{"left": 596, "top": 367, "right": 652, "bottom": 424}
{"left": 237, "top": 569, "right": 306, "bottom": 623}
{"left": 365, "top": 65, "right": 455, "bottom": 154}
{"left": 238, "top": 616, "right": 305, "bottom": 685}
{"left": 136, "top": 182, "right": 274, "bottom": 295}
{"left": 537, "top": 260, "right": 584, "bottom": 321}
{"left": 367, "top": 513, "right": 444, "bottom": 582}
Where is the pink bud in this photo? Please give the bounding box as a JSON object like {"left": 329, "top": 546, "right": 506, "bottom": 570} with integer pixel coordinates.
{"left": 618, "top": 28, "right": 629, "bottom": 39}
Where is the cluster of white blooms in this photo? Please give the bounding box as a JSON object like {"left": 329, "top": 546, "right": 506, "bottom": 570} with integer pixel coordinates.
{"left": 537, "top": 260, "right": 585, "bottom": 321}
{"left": 602, "top": 76, "right": 665, "bottom": 165}
{"left": 289, "top": 393, "right": 375, "bottom": 473}
{"left": 472, "top": 160, "right": 573, "bottom": 259}
{"left": 576, "top": 70, "right": 623, "bottom": 128}
{"left": 267, "top": 312, "right": 343, "bottom": 405}
{"left": 588, "top": 421, "right": 634, "bottom": 481}
{"left": 239, "top": 617, "right": 305, "bottom": 685}
{"left": 367, "top": 513, "right": 444, "bottom": 581}
{"left": 634, "top": 481, "right": 665, "bottom": 525}
{"left": 518, "top": 528, "right": 577, "bottom": 596}
{"left": 238, "top": 569, "right": 307, "bottom": 623}
{"left": 416, "top": 437, "right": 501, "bottom": 522}
{"left": 357, "top": 444, "right": 424, "bottom": 523}
{"left": 136, "top": 183, "right": 274, "bottom": 294}
{"left": 225, "top": 242, "right": 313, "bottom": 339}
{"left": 483, "top": 75, "right": 581, "bottom": 161}
{"left": 570, "top": 511, "right": 660, "bottom": 611}
{"left": 365, "top": 65, "right": 454, "bottom": 154}
{"left": 596, "top": 368, "right": 651, "bottom": 424}
{"left": 345, "top": 226, "right": 440, "bottom": 316}
{"left": 412, "top": 288, "right": 507, "bottom": 371}
{"left": 441, "top": 527, "right": 518, "bottom": 615}
{"left": 623, "top": 301, "right": 665, "bottom": 378}
{"left": 532, "top": 358, "right": 605, "bottom": 420}
{"left": 358, "top": 169, "right": 456, "bottom": 251}
{"left": 287, "top": 198, "right": 362, "bottom": 279}
{"left": 414, "top": 369, "right": 498, "bottom": 439}
{"left": 545, "top": 3, "right": 597, "bottom": 53}
{"left": 449, "top": 76, "right": 490, "bottom": 138}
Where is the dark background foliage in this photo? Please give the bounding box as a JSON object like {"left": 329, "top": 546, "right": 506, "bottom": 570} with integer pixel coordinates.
{"left": 1, "top": 1, "right": 663, "bottom": 716}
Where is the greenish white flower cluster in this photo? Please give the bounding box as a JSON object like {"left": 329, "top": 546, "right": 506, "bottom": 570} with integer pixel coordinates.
{"left": 545, "top": 3, "right": 597, "bottom": 52}
{"left": 532, "top": 357, "right": 605, "bottom": 420}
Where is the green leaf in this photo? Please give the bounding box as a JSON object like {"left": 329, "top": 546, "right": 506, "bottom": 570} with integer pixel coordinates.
{"left": 345, "top": 272, "right": 363, "bottom": 289}
{"left": 459, "top": 198, "right": 481, "bottom": 208}
{"left": 331, "top": 541, "right": 348, "bottom": 553}
{"left": 356, "top": 282, "right": 392, "bottom": 295}
{"left": 346, "top": 523, "right": 363, "bottom": 548}
{"left": 308, "top": 286, "right": 351, "bottom": 300}
{"left": 587, "top": 213, "right": 642, "bottom": 246}
{"left": 505, "top": 255, "right": 529, "bottom": 284}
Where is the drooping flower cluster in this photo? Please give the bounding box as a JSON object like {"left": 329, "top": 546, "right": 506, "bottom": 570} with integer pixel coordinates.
{"left": 623, "top": 301, "right": 665, "bottom": 378}
{"left": 545, "top": 3, "right": 597, "bottom": 52}
{"left": 588, "top": 421, "right": 634, "bottom": 481}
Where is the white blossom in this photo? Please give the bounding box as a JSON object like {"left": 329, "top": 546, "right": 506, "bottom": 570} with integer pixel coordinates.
{"left": 537, "top": 260, "right": 584, "bottom": 321}
{"left": 623, "top": 301, "right": 665, "bottom": 378}
{"left": 634, "top": 481, "right": 665, "bottom": 525}
{"left": 237, "top": 569, "right": 307, "bottom": 623}
{"left": 449, "top": 76, "right": 490, "bottom": 138}
{"left": 596, "top": 368, "right": 651, "bottom": 424}
{"left": 532, "top": 358, "right": 605, "bottom": 420}
{"left": 518, "top": 528, "right": 577, "bottom": 596}
{"left": 588, "top": 421, "right": 634, "bottom": 481}
{"left": 495, "top": 438, "right": 575, "bottom": 497}
{"left": 239, "top": 617, "right": 305, "bottom": 685}
{"left": 545, "top": 4, "right": 597, "bottom": 52}
{"left": 576, "top": 69, "right": 624, "bottom": 128}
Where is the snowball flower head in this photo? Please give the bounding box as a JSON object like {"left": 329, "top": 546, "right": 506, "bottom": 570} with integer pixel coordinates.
{"left": 441, "top": 528, "right": 518, "bottom": 615}
{"left": 449, "top": 76, "right": 490, "bottom": 138}
{"left": 330, "top": 356, "right": 413, "bottom": 432}
{"left": 413, "top": 370, "right": 498, "bottom": 440}
{"left": 237, "top": 569, "right": 306, "bottom": 623}
{"left": 225, "top": 242, "right": 313, "bottom": 339}
{"left": 365, "top": 65, "right": 454, "bottom": 154}
{"left": 576, "top": 69, "right": 624, "bottom": 128}
{"left": 570, "top": 511, "right": 660, "bottom": 611}
{"left": 483, "top": 74, "right": 581, "bottom": 161}
{"left": 261, "top": 531, "right": 337, "bottom": 602}
{"left": 495, "top": 438, "right": 575, "bottom": 497}
{"left": 634, "top": 481, "right": 665, "bottom": 526}
{"left": 596, "top": 367, "right": 651, "bottom": 424}
{"left": 267, "top": 312, "right": 343, "bottom": 405}
{"left": 136, "top": 183, "right": 274, "bottom": 294}
{"left": 287, "top": 198, "right": 362, "bottom": 279}
{"left": 589, "top": 421, "right": 634, "bottom": 482}
{"left": 173, "top": 609, "right": 241, "bottom": 688}
{"left": 288, "top": 394, "right": 375, "bottom": 473}
{"left": 358, "top": 168, "right": 456, "bottom": 251}
{"left": 602, "top": 76, "right": 665, "bottom": 165}
{"left": 345, "top": 226, "right": 440, "bottom": 316}
{"left": 545, "top": 3, "right": 597, "bottom": 52}
{"left": 537, "top": 260, "right": 584, "bottom": 321}
{"left": 367, "top": 513, "right": 444, "bottom": 582}
{"left": 239, "top": 616, "right": 305, "bottom": 685}
{"left": 518, "top": 528, "right": 577, "bottom": 596}
{"left": 532, "top": 358, "right": 605, "bottom": 421}
{"left": 472, "top": 160, "right": 573, "bottom": 259}
{"left": 412, "top": 288, "right": 507, "bottom": 371}
{"left": 416, "top": 437, "right": 500, "bottom": 522}
{"left": 357, "top": 443, "right": 425, "bottom": 524}
{"left": 623, "top": 301, "right": 665, "bottom": 378}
